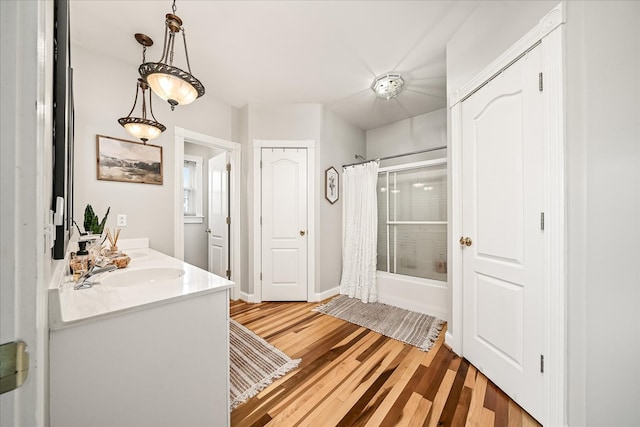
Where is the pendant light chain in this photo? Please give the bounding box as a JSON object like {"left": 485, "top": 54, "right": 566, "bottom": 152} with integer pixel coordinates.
{"left": 172, "top": 0, "right": 177, "bottom": 14}
{"left": 182, "top": 29, "right": 192, "bottom": 74}
{"left": 125, "top": 81, "right": 141, "bottom": 118}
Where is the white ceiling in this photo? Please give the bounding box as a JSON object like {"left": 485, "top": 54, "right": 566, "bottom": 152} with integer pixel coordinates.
{"left": 70, "top": 1, "right": 479, "bottom": 131}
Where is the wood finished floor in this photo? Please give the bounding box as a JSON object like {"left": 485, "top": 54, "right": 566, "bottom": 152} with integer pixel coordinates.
{"left": 230, "top": 300, "right": 541, "bottom": 427}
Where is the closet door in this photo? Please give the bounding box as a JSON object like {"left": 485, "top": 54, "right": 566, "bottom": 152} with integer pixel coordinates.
{"left": 461, "top": 44, "right": 545, "bottom": 421}
{"left": 261, "top": 148, "right": 308, "bottom": 301}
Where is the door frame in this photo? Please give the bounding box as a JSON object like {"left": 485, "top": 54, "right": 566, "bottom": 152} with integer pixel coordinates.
{"left": 174, "top": 127, "right": 241, "bottom": 300}
{"left": 448, "top": 4, "right": 565, "bottom": 426}
{"left": 253, "top": 139, "right": 316, "bottom": 303}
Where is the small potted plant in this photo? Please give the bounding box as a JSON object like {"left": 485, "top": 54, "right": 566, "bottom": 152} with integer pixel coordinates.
{"left": 74, "top": 204, "right": 110, "bottom": 236}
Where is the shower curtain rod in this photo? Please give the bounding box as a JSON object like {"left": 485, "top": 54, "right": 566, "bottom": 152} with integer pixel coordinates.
{"left": 342, "top": 145, "right": 447, "bottom": 168}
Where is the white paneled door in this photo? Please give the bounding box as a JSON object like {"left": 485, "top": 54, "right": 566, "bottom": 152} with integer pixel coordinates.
{"left": 208, "top": 153, "right": 229, "bottom": 279}
{"left": 261, "top": 148, "right": 308, "bottom": 301}
{"left": 461, "top": 45, "right": 545, "bottom": 421}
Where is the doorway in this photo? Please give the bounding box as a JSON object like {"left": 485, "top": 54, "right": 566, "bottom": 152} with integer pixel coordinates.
{"left": 174, "top": 127, "right": 241, "bottom": 299}
{"left": 253, "top": 140, "right": 316, "bottom": 302}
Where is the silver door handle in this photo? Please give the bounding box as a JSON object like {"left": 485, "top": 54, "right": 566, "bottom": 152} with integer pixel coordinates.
{"left": 206, "top": 228, "right": 211, "bottom": 234}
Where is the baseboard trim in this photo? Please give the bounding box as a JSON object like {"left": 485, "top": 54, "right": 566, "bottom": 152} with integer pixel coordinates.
{"left": 310, "top": 286, "right": 339, "bottom": 303}
{"left": 238, "top": 291, "right": 259, "bottom": 303}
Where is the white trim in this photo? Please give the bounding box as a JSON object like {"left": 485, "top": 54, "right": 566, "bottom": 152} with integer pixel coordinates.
{"left": 312, "top": 286, "right": 339, "bottom": 303}
{"left": 449, "top": 4, "right": 566, "bottom": 426}
{"left": 253, "top": 139, "right": 316, "bottom": 303}
{"left": 237, "top": 291, "right": 259, "bottom": 303}
{"left": 174, "top": 127, "right": 242, "bottom": 300}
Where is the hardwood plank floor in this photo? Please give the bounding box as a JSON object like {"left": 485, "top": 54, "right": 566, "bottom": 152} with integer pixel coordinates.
{"left": 230, "top": 300, "right": 541, "bottom": 427}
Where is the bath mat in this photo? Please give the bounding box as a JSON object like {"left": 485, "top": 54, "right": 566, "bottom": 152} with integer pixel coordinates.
{"left": 229, "top": 319, "right": 300, "bottom": 410}
{"left": 313, "top": 295, "right": 445, "bottom": 352}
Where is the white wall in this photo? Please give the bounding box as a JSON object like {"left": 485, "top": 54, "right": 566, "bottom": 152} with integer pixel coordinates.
{"left": 72, "top": 44, "right": 239, "bottom": 256}
{"left": 240, "top": 103, "right": 365, "bottom": 298}
{"left": 321, "top": 108, "right": 366, "bottom": 294}
{"left": 446, "top": 0, "right": 559, "bottom": 97}
{"left": 446, "top": 1, "right": 640, "bottom": 425}
{"left": 183, "top": 142, "right": 224, "bottom": 270}
{"left": 366, "top": 108, "right": 447, "bottom": 161}
{"left": 565, "top": 2, "right": 640, "bottom": 426}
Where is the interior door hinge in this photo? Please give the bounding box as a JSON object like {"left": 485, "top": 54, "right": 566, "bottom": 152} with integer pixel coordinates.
{"left": 260, "top": 160, "right": 263, "bottom": 169}
{"left": 226, "top": 269, "right": 231, "bottom": 279}
{"left": 0, "top": 341, "right": 29, "bottom": 395}
{"left": 260, "top": 272, "right": 262, "bottom": 281}
{"left": 540, "top": 354, "right": 545, "bottom": 373}
{"left": 260, "top": 216, "right": 262, "bottom": 226}
{"left": 226, "top": 217, "right": 230, "bottom": 225}
{"left": 226, "top": 163, "right": 231, "bottom": 172}
{"left": 539, "top": 72, "right": 543, "bottom": 91}
{"left": 540, "top": 212, "right": 545, "bottom": 231}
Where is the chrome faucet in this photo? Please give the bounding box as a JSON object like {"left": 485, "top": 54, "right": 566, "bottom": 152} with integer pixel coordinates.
{"left": 74, "top": 264, "right": 118, "bottom": 290}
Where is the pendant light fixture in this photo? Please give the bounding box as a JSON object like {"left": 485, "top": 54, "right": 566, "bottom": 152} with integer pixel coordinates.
{"left": 118, "top": 33, "right": 166, "bottom": 144}
{"left": 139, "top": 0, "right": 205, "bottom": 110}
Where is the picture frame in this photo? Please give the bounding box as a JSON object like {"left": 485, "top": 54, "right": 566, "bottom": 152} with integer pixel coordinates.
{"left": 96, "top": 135, "right": 163, "bottom": 185}
{"left": 325, "top": 166, "right": 339, "bottom": 204}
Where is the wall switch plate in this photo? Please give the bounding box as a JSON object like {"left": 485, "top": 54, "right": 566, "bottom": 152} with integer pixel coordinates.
{"left": 117, "top": 214, "right": 127, "bottom": 227}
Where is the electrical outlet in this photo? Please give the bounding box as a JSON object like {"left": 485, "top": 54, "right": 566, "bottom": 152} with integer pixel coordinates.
{"left": 117, "top": 214, "right": 127, "bottom": 227}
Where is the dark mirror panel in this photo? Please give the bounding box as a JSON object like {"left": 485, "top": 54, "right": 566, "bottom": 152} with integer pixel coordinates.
{"left": 53, "top": 0, "right": 74, "bottom": 259}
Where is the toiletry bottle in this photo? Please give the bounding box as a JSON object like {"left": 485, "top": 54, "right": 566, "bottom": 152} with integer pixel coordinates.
{"left": 72, "top": 240, "right": 90, "bottom": 281}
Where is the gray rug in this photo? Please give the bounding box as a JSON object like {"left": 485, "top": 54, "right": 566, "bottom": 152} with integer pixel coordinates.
{"left": 229, "top": 319, "right": 300, "bottom": 410}
{"left": 313, "top": 295, "right": 445, "bottom": 352}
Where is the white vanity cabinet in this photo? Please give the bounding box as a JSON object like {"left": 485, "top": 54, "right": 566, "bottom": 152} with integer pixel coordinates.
{"left": 49, "top": 242, "right": 232, "bottom": 427}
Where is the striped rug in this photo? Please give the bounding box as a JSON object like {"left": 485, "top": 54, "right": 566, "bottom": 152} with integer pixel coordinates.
{"left": 229, "top": 319, "right": 300, "bottom": 410}
{"left": 313, "top": 295, "right": 445, "bottom": 352}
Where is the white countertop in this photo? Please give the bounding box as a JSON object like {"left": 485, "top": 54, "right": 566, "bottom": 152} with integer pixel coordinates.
{"left": 49, "top": 244, "right": 233, "bottom": 330}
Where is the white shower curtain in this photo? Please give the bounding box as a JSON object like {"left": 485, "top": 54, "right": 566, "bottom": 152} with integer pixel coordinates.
{"left": 339, "top": 161, "right": 379, "bottom": 303}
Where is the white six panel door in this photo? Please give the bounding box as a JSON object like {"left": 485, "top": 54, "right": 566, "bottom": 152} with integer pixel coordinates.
{"left": 261, "top": 148, "right": 308, "bottom": 301}
{"left": 461, "top": 45, "right": 545, "bottom": 421}
{"left": 208, "top": 153, "right": 228, "bottom": 279}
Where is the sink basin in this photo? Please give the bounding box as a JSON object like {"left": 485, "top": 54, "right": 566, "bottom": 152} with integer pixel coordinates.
{"left": 98, "top": 268, "right": 185, "bottom": 287}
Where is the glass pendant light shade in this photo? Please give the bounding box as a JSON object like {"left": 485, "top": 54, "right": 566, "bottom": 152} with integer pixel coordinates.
{"left": 142, "top": 63, "right": 202, "bottom": 107}
{"left": 119, "top": 116, "right": 165, "bottom": 142}
{"left": 139, "top": 5, "right": 205, "bottom": 110}
{"left": 118, "top": 34, "right": 166, "bottom": 144}
{"left": 372, "top": 73, "right": 405, "bottom": 100}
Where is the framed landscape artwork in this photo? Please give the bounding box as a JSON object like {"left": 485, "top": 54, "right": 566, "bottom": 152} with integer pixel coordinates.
{"left": 325, "top": 166, "right": 339, "bottom": 204}
{"left": 96, "top": 135, "right": 163, "bottom": 185}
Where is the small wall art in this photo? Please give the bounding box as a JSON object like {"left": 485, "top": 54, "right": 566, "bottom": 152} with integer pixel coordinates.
{"left": 325, "top": 166, "right": 339, "bottom": 204}
{"left": 96, "top": 135, "right": 163, "bottom": 185}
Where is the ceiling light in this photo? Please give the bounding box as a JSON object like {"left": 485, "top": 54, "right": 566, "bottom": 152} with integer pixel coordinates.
{"left": 139, "top": 0, "right": 205, "bottom": 110}
{"left": 423, "top": 186, "right": 434, "bottom": 191}
{"left": 412, "top": 182, "right": 426, "bottom": 188}
{"left": 119, "top": 34, "right": 166, "bottom": 144}
{"left": 371, "top": 73, "right": 404, "bottom": 100}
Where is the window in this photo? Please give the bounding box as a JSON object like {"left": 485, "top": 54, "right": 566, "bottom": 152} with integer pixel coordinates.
{"left": 377, "top": 159, "right": 447, "bottom": 281}
{"left": 183, "top": 155, "right": 203, "bottom": 223}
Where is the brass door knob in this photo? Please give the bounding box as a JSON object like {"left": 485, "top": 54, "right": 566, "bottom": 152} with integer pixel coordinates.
{"left": 300, "top": 230, "right": 306, "bottom": 236}
{"left": 459, "top": 236, "right": 472, "bottom": 247}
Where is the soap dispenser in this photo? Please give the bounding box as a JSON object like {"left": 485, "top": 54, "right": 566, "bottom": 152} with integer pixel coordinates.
{"left": 71, "top": 240, "right": 90, "bottom": 281}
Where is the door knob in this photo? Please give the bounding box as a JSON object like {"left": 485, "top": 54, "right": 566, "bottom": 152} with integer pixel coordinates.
{"left": 459, "top": 236, "right": 472, "bottom": 247}
{"left": 300, "top": 230, "right": 306, "bottom": 236}
{"left": 206, "top": 228, "right": 211, "bottom": 234}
